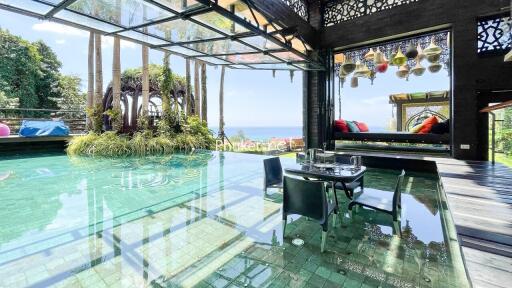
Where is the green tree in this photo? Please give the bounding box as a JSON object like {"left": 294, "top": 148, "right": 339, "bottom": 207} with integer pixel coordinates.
{"left": 34, "top": 40, "right": 63, "bottom": 109}
{"left": 0, "top": 29, "right": 77, "bottom": 111}
{"left": 54, "top": 75, "right": 86, "bottom": 112}
{"left": 0, "top": 29, "right": 40, "bottom": 108}
{"left": 0, "top": 91, "right": 19, "bottom": 108}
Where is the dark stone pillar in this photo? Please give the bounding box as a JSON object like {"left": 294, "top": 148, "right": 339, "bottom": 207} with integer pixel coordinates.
{"left": 304, "top": 51, "right": 335, "bottom": 149}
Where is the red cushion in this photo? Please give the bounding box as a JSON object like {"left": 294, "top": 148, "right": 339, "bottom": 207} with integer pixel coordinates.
{"left": 355, "top": 121, "right": 369, "bottom": 132}
{"left": 418, "top": 116, "right": 439, "bottom": 134}
{"left": 334, "top": 119, "right": 349, "bottom": 133}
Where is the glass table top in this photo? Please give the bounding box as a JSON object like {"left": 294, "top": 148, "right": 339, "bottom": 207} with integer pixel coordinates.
{"left": 0, "top": 152, "right": 470, "bottom": 287}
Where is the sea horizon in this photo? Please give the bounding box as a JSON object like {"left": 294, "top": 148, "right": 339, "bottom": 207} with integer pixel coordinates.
{"left": 209, "top": 126, "right": 303, "bottom": 141}
{"left": 209, "top": 125, "right": 390, "bottom": 141}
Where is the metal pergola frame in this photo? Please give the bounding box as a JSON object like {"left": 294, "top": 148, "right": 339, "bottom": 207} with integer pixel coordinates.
{"left": 0, "top": 0, "right": 325, "bottom": 71}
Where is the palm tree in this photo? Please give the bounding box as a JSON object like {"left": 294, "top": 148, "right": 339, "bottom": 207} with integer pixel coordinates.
{"left": 219, "top": 66, "right": 225, "bottom": 142}
{"left": 141, "top": 44, "right": 149, "bottom": 117}
{"left": 194, "top": 60, "right": 200, "bottom": 116}
{"left": 201, "top": 62, "right": 207, "bottom": 123}
{"left": 185, "top": 59, "right": 191, "bottom": 115}
{"left": 94, "top": 33, "right": 103, "bottom": 107}
{"left": 161, "top": 51, "right": 172, "bottom": 121}
{"left": 111, "top": 0, "right": 121, "bottom": 131}
{"left": 112, "top": 36, "right": 121, "bottom": 130}
{"left": 141, "top": 6, "right": 149, "bottom": 124}
{"left": 87, "top": 31, "right": 94, "bottom": 129}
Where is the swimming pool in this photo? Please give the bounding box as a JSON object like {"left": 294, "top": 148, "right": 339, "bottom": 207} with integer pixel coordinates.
{"left": 0, "top": 151, "right": 470, "bottom": 287}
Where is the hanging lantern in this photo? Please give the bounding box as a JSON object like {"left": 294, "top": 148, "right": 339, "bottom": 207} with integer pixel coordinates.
{"left": 428, "top": 62, "right": 442, "bottom": 73}
{"left": 392, "top": 47, "right": 407, "bottom": 66}
{"left": 350, "top": 77, "right": 358, "bottom": 88}
{"left": 364, "top": 48, "right": 375, "bottom": 61}
{"left": 388, "top": 51, "right": 396, "bottom": 66}
{"left": 339, "top": 65, "right": 348, "bottom": 78}
{"left": 374, "top": 48, "right": 385, "bottom": 64}
{"left": 424, "top": 38, "right": 442, "bottom": 60}
{"left": 411, "top": 59, "right": 426, "bottom": 76}
{"left": 376, "top": 61, "right": 388, "bottom": 73}
{"left": 396, "top": 64, "right": 410, "bottom": 79}
{"left": 369, "top": 70, "right": 377, "bottom": 85}
{"left": 353, "top": 61, "right": 371, "bottom": 78}
{"left": 334, "top": 53, "right": 346, "bottom": 64}
{"left": 417, "top": 43, "right": 425, "bottom": 61}
{"left": 405, "top": 42, "right": 418, "bottom": 59}
{"left": 342, "top": 57, "right": 356, "bottom": 74}
{"left": 426, "top": 53, "right": 441, "bottom": 63}
{"left": 290, "top": 70, "right": 294, "bottom": 83}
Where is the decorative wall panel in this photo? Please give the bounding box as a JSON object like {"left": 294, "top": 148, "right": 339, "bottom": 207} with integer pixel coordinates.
{"left": 281, "top": 0, "right": 308, "bottom": 21}
{"left": 324, "top": 0, "right": 420, "bottom": 26}
{"left": 477, "top": 14, "right": 511, "bottom": 56}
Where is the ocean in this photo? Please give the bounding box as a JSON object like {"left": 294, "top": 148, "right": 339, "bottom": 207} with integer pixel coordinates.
{"left": 209, "top": 127, "right": 302, "bottom": 141}
{"left": 209, "top": 125, "right": 389, "bottom": 141}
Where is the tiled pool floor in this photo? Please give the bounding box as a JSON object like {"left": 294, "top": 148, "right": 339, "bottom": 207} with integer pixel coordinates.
{"left": 0, "top": 152, "right": 469, "bottom": 287}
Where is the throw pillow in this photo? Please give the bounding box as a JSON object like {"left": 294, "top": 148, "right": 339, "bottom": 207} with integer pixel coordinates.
{"left": 418, "top": 116, "right": 439, "bottom": 134}
{"left": 346, "top": 121, "right": 360, "bottom": 132}
{"left": 334, "top": 119, "right": 349, "bottom": 133}
{"left": 355, "top": 122, "right": 369, "bottom": 132}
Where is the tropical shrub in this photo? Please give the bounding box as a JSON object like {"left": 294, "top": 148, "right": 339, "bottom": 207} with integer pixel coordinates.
{"left": 86, "top": 103, "right": 104, "bottom": 133}
{"left": 67, "top": 116, "right": 215, "bottom": 157}
{"left": 500, "top": 129, "right": 512, "bottom": 156}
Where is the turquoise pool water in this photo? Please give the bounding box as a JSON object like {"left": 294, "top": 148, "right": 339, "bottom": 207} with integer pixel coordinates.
{"left": 0, "top": 152, "right": 469, "bottom": 287}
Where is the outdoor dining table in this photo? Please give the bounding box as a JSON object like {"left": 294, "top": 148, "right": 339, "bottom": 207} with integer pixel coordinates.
{"left": 284, "top": 162, "right": 366, "bottom": 201}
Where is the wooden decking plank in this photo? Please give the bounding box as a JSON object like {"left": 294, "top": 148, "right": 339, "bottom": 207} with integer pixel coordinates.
{"left": 462, "top": 246, "right": 512, "bottom": 288}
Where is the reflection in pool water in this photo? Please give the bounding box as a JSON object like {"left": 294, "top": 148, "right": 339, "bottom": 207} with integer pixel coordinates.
{"left": 0, "top": 151, "right": 469, "bottom": 287}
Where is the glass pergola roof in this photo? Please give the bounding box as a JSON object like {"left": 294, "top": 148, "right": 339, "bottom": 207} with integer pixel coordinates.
{"left": 0, "top": 0, "right": 324, "bottom": 71}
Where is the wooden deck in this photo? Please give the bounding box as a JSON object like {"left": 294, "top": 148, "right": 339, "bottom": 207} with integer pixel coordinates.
{"left": 435, "top": 158, "right": 512, "bottom": 288}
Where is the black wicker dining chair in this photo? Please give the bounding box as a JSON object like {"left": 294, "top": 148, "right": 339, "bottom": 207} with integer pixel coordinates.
{"left": 282, "top": 176, "right": 338, "bottom": 252}
{"left": 348, "top": 170, "right": 405, "bottom": 222}
{"left": 263, "top": 157, "right": 283, "bottom": 192}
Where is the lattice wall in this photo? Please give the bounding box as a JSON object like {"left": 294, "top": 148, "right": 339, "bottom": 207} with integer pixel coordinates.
{"left": 281, "top": 0, "right": 309, "bottom": 21}
{"left": 323, "top": 0, "right": 420, "bottom": 26}
{"left": 477, "top": 14, "right": 511, "bottom": 56}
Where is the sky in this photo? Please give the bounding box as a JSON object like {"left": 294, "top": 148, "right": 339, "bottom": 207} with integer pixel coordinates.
{"left": 0, "top": 9, "right": 303, "bottom": 128}
{"left": 0, "top": 9, "right": 450, "bottom": 129}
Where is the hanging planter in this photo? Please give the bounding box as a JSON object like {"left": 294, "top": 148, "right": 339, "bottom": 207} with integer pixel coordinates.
{"left": 353, "top": 61, "right": 371, "bottom": 78}
{"left": 417, "top": 43, "right": 425, "bottom": 61}
{"left": 350, "top": 76, "right": 358, "bottom": 88}
{"left": 392, "top": 47, "right": 407, "bottom": 66}
{"left": 334, "top": 53, "right": 346, "bottom": 64}
{"left": 405, "top": 42, "right": 418, "bottom": 59}
{"left": 364, "top": 48, "right": 375, "bottom": 61}
{"left": 396, "top": 64, "right": 410, "bottom": 79}
{"left": 376, "top": 61, "right": 389, "bottom": 73}
{"left": 374, "top": 48, "right": 385, "bottom": 64}
{"left": 427, "top": 53, "right": 441, "bottom": 63}
{"left": 424, "top": 38, "right": 442, "bottom": 63}
{"left": 369, "top": 70, "right": 377, "bottom": 85}
{"left": 342, "top": 57, "right": 356, "bottom": 74}
{"left": 428, "top": 62, "right": 442, "bottom": 73}
{"left": 411, "top": 59, "right": 426, "bottom": 76}
{"left": 388, "top": 51, "right": 397, "bottom": 66}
